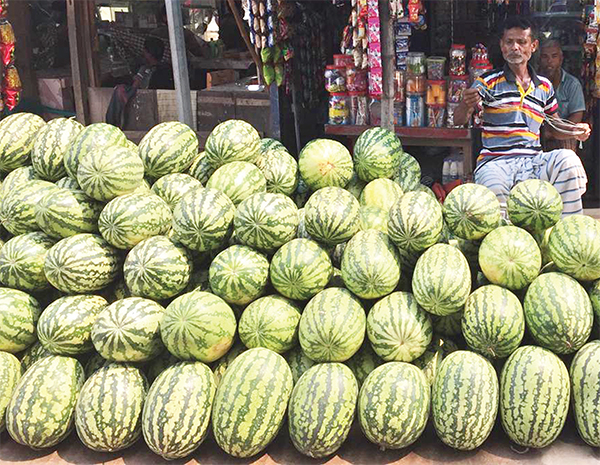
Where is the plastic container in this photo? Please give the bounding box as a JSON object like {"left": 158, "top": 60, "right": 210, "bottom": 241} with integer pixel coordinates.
{"left": 449, "top": 44, "right": 467, "bottom": 77}
{"left": 325, "top": 65, "right": 347, "bottom": 93}
{"left": 406, "top": 93, "right": 425, "bottom": 127}
{"left": 469, "top": 62, "right": 493, "bottom": 85}
{"left": 446, "top": 102, "right": 461, "bottom": 127}
{"left": 406, "top": 74, "right": 426, "bottom": 94}
{"left": 394, "top": 102, "right": 405, "bottom": 126}
{"left": 427, "top": 56, "right": 446, "bottom": 80}
{"left": 394, "top": 70, "right": 405, "bottom": 102}
{"left": 442, "top": 151, "right": 464, "bottom": 184}
{"left": 333, "top": 54, "right": 355, "bottom": 67}
{"left": 407, "top": 52, "right": 426, "bottom": 75}
{"left": 427, "top": 105, "right": 446, "bottom": 128}
{"left": 426, "top": 80, "right": 447, "bottom": 106}
{"left": 349, "top": 91, "right": 368, "bottom": 125}
{"left": 346, "top": 67, "right": 368, "bottom": 92}
{"left": 447, "top": 77, "right": 469, "bottom": 103}
{"left": 329, "top": 92, "right": 350, "bottom": 125}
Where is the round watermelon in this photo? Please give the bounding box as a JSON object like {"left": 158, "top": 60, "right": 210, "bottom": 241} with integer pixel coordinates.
{"left": 206, "top": 161, "right": 267, "bottom": 205}
{"left": 298, "top": 138, "right": 353, "bottom": 191}
{"left": 393, "top": 151, "right": 421, "bottom": 192}
{"left": 284, "top": 345, "right": 316, "bottom": 384}
{"left": 0, "top": 112, "right": 46, "bottom": 172}
{"left": 353, "top": 127, "right": 402, "bottom": 182}
{"left": 150, "top": 173, "right": 202, "bottom": 210}
{"left": 187, "top": 151, "right": 215, "bottom": 185}
{"left": 443, "top": 183, "right": 501, "bottom": 240}
{"left": 344, "top": 340, "right": 383, "bottom": 387}
{"left": 31, "top": 118, "right": 83, "bottom": 181}
{"left": 345, "top": 171, "right": 367, "bottom": 199}
{"left": 0, "top": 166, "right": 37, "bottom": 200}
{"left": 359, "top": 178, "right": 404, "bottom": 212}
{"left": 257, "top": 148, "right": 298, "bottom": 196}
{"left": 204, "top": 119, "right": 261, "bottom": 169}
{"left": 304, "top": 187, "right": 360, "bottom": 245}
{"left": 507, "top": 179, "right": 563, "bottom": 233}
{"left": 358, "top": 205, "right": 389, "bottom": 233}
{"left": 0, "top": 180, "right": 58, "bottom": 236}
{"left": 0, "top": 232, "right": 55, "bottom": 291}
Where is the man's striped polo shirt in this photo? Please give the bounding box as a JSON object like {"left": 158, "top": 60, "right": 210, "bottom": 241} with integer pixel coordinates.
{"left": 472, "top": 63, "right": 559, "bottom": 159}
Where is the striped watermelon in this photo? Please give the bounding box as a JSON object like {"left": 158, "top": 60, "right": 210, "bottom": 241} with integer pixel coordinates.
{"left": 259, "top": 137, "right": 286, "bottom": 154}
{"left": 533, "top": 226, "right": 553, "bottom": 266}
{"left": 270, "top": 238, "right": 333, "bottom": 300}
{"left": 359, "top": 205, "right": 389, "bottom": 233}
{"left": 353, "top": 127, "right": 403, "bottom": 182}
{"left": 359, "top": 178, "right": 404, "bottom": 211}
{"left": 507, "top": 179, "right": 562, "bottom": 233}
{"left": 138, "top": 121, "right": 199, "bottom": 178}
{"left": 63, "top": 123, "right": 127, "bottom": 179}
{"left": 92, "top": 297, "right": 164, "bottom": 362}
{"left": 211, "top": 341, "right": 247, "bottom": 386}
{"left": 257, "top": 148, "right": 298, "bottom": 196}
{"left": 304, "top": 187, "right": 360, "bottom": 245}
{"left": 293, "top": 177, "right": 311, "bottom": 208}
{"left": 344, "top": 341, "right": 383, "bottom": 387}
{"left": 142, "top": 361, "right": 216, "bottom": 459}
{"left": 98, "top": 193, "right": 172, "bottom": 250}
{"left": 432, "top": 351, "right": 499, "bottom": 450}
{"left": 548, "top": 214, "right": 600, "bottom": 281}
{"left": 0, "top": 180, "right": 58, "bottom": 235}
{"left": 0, "top": 166, "right": 37, "bottom": 201}
{"left": 77, "top": 145, "right": 145, "bottom": 202}
{"left": 299, "top": 287, "right": 366, "bottom": 362}
{"left": 358, "top": 362, "right": 429, "bottom": 450}
{"left": 0, "top": 232, "right": 55, "bottom": 291}
{"left": 6, "top": 355, "right": 84, "bottom": 449}
{"left": 83, "top": 352, "right": 107, "bottom": 379}
{"left": 283, "top": 346, "right": 315, "bottom": 384}
{"left": 412, "top": 244, "right": 471, "bottom": 316}
{"left": 570, "top": 340, "right": 600, "bottom": 447}
{"left": 288, "top": 363, "right": 358, "bottom": 458}
{"left": 212, "top": 348, "right": 293, "bottom": 458}
{"left": 31, "top": 118, "right": 83, "bottom": 181}
{"left": 204, "top": 119, "right": 261, "bottom": 169}
{"left": 500, "top": 345, "right": 570, "bottom": 448}
{"left": 447, "top": 232, "right": 481, "bottom": 270}
{"left": 298, "top": 139, "right": 353, "bottom": 191}
{"left": 172, "top": 187, "right": 235, "bottom": 252}
{"left": 55, "top": 175, "right": 80, "bottom": 190}
{"left": 209, "top": 245, "right": 269, "bottom": 305}
{"left": 443, "top": 183, "right": 501, "bottom": 240}
{"left": 44, "top": 234, "right": 120, "bottom": 293}
{"left": 161, "top": 291, "right": 236, "bottom": 363}
{"left": 523, "top": 272, "right": 593, "bottom": 354}
{"left": 462, "top": 285, "right": 524, "bottom": 359}
{"left": 393, "top": 151, "right": 421, "bottom": 192}
{"left": 206, "top": 160, "right": 267, "bottom": 205}
{"left": 123, "top": 235, "right": 192, "bottom": 300}
{"left": 412, "top": 335, "right": 458, "bottom": 385}
{"left": 145, "top": 351, "right": 178, "bottom": 385}
{"left": 367, "top": 291, "right": 432, "bottom": 362}
{"left": 234, "top": 192, "right": 299, "bottom": 252}
{"left": 75, "top": 362, "right": 147, "bottom": 452}
{"left": 341, "top": 229, "right": 400, "bottom": 299}
{"left": 388, "top": 191, "right": 444, "bottom": 253}
{"left": 35, "top": 187, "right": 103, "bottom": 239}
{"left": 478, "top": 226, "right": 541, "bottom": 290}
{"left": 0, "top": 351, "right": 22, "bottom": 433}
{"left": 0, "top": 113, "right": 46, "bottom": 172}
{"left": 151, "top": 173, "right": 202, "bottom": 210}
{"left": 0, "top": 288, "right": 41, "bottom": 353}
{"left": 187, "top": 151, "right": 215, "bottom": 185}
{"left": 345, "top": 171, "right": 366, "bottom": 199}
{"left": 37, "top": 295, "right": 108, "bottom": 356}
{"left": 19, "top": 341, "right": 51, "bottom": 371}
{"left": 591, "top": 279, "right": 600, "bottom": 323}
{"left": 238, "top": 295, "right": 301, "bottom": 353}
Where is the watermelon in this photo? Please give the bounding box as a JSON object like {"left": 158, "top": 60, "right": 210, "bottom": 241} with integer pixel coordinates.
{"left": 359, "top": 205, "right": 389, "bottom": 233}
{"left": 211, "top": 341, "right": 247, "bottom": 386}
{"left": 298, "top": 139, "right": 353, "bottom": 191}
{"left": 341, "top": 229, "right": 400, "bottom": 299}
{"left": 257, "top": 148, "right": 298, "bottom": 195}
{"left": 55, "top": 175, "right": 80, "bottom": 191}
{"left": 270, "top": 238, "right": 333, "bottom": 300}
{"left": 31, "top": 118, "right": 83, "bottom": 181}
{"left": 388, "top": 191, "right": 444, "bottom": 253}
{"left": 83, "top": 352, "right": 107, "bottom": 379}
{"left": 299, "top": 287, "right": 366, "bottom": 362}
{"left": 145, "top": 350, "right": 179, "bottom": 384}
{"left": 204, "top": 120, "right": 261, "bottom": 169}
{"left": 150, "top": 173, "right": 202, "bottom": 210}
{"left": 123, "top": 235, "right": 192, "bottom": 300}
{"left": 288, "top": 363, "right": 358, "bottom": 458}
{"left": 138, "top": 121, "right": 199, "bottom": 178}
{"left": 234, "top": 192, "right": 299, "bottom": 252}
{"left": 393, "top": 151, "right": 421, "bottom": 192}
{"left": 172, "top": 187, "right": 235, "bottom": 252}
{"left": 500, "top": 345, "right": 570, "bottom": 448}
{"left": 591, "top": 279, "right": 600, "bottom": 324}
{"left": 19, "top": 341, "right": 51, "bottom": 371}
{"left": 206, "top": 161, "right": 267, "bottom": 205}
{"left": 367, "top": 291, "right": 432, "bottom": 362}
{"left": 570, "top": 340, "right": 600, "bottom": 447}
{"left": 63, "top": 123, "right": 127, "bottom": 179}
{"left": 44, "top": 233, "right": 120, "bottom": 293}
{"left": 142, "top": 361, "right": 216, "bottom": 460}
{"left": 344, "top": 340, "right": 383, "bottom": 387}
{"left": 259, "top": 137, "right": 286, "bottom": 153}
{"left": 187, "top": 151, "right": 215, "bottom": 185}
{"left": 212, "top": 348, "right": 293, "bottom": 458}
{"left": 76, "top": 145, "right": 145, "bottom": 202}
{"left": 35, "top": 187, "right": 103, "bottom": 238}
{"left": 507, "top": 179, "right": 562, "bottom": 233}
{"left": 303, "top": 187, "right": 360, "bottom": 245}
{"left": 548, "top": 214, "right": 600, "bottom": 281}
{"left": 6, "top": 355, "right": 84, "bottom": 449}
{"left": 443, "top": 183, "right": 501, "bottom": 240}
{"left": 0, "top": 180, "right": 58, "bottom": 235}
{"left": 353, "top": 127, "right": 402, "bottom": 182}
{"left": 238, "top": 295, "right": 301, "bottom": 353}
{"left": 161, "top": 291, "right": 236, "bottom": 363}
{"left": 412, "top": 335, "right": 458, "bottom": 385}
{"left": 523, "top": 272, "right": 593, "bottom": 354}
{"left": 75, "top": 362, "right": 147, "bottom": 452}
{"left": 0, "top": 166, "right": 37, "bottom": 201}
{"left": 0, "top": 288, "right": 41, "bottom": 353}
{"left": 98, "top": 193, "right": 172, "bottom": 250}
{"left": 0, "top": 113, "right": 46, "bottom": 172}
{"left": 447, "top": 232, "right": 481, "bottom": 270}
{"left": 0, "top": 351, "right": 22, "bottom": 433}
{"left": 358, "top": 362, "right": 429, "bottom": 450}
{"left": 37, "top": 295, "right": 108, "bottom": 356}
{"left": 412, "top": 243, "right": 471, "bottom": 316}
{"left": 359, "top": 178, "right": 404, "bottom": 212}
{"left": 432, "top": 351, "right": 499, "bottom": 450}
{"left": 462, "top": 285, "right": 524, "bottom": 359}
{"left": 0, "top": 232, "right": 55, "bottom": 291}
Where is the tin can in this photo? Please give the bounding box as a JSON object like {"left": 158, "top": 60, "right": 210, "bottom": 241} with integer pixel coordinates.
{"left": 406, "top": 93, "right": 425, "bottom": 127}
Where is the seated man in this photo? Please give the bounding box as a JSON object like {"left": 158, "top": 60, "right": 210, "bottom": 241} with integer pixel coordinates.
{"left": 455, "top": 17, "right": 590, "bottom": 215}
{"left": 539, "top": 39, "right": 586, "bottom": 151}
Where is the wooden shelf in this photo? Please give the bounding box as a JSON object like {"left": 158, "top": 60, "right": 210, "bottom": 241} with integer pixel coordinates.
{"left": 324, "top": 125, "right": 472, "bottom": 140}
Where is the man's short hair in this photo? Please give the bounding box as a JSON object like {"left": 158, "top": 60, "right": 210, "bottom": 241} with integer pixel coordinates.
{"left": 144, "top": 36, "right": 165, "bottom": 62}
{"left": 501, "top": 17, "right": 537, "bottom": 41}
{"left": 540, "top": 39, "right": 563, "bottom": 51}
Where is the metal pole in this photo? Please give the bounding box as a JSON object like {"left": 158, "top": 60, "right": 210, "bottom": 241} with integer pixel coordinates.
{"left": 379, "top": 0, "right": 394, "bottom": 131}
{"left": 165, "top": 0, "right": 194, "bottom": 128}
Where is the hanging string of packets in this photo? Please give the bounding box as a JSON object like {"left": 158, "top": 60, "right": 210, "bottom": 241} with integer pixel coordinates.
{"left": 0, "top": 0, "right": 20, "bottom": 112}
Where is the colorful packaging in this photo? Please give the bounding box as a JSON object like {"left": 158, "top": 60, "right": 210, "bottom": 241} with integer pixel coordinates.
{"left": 349, "top": 91, "right": 368, "bottom": 125}
{"left": 446, "top": 102, "right": 461, "bottom": 127}
{"left": 368, "top": 43, "right": 382, "bottom": 69}
{"left": 347, "top": 67, "right": 368, "bottom": 92}
{"left": 407, "top": 52, "right": 426, "bottom": 75}
{"left": 426, "top": 56, "right": 446, "bottom": 80}
{"left": 368, "top": 67, "right": 383, "bottom": 96}
{"left": 369, "top": 98, "right": 381, "bottom": 125}
{"left": 449, "top": 44, "right": 467, "bottom": 77}
{"left": 447, "top": 77, "right": 468, "bottom": 103}
{"left": 426, "top": 80, "right": 447, "bottom": 105}
{"left": 406, "top": 73, "right": 426, "bottom": 93}
{"left": 427, "top": 105, "right": 446, "bottom": 127}
{"left": 333, "top": 54, "right": 355, "bottom": 67}
{"left": 394, "top": 70, "right": 405, "bottom": 102}
{"left": 394, "top": 102, "right": 405, "bottom": 126}
{"left": 3, "top": 64, "right": 21, "bottom": 110}
{"left": 325, "top": 65, "right": 347, "bottom": 93}
{"left": 0, "top": 19, "right": 15, "bottom": 67}
{"left": 329, "top": 92, "right": 350, "bottom": 125}
{"left": 406, "top": 93, "right": 425, "bottom": 127}
{"left": 367, "top": 17, "right": 381, "bottom": 44}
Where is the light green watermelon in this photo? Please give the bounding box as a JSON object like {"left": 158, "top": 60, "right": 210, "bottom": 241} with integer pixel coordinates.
{"left": 0, "top": 232, "right": 55, "bottom": 291}
{"left": 0, "top": 180, "right": 58, "bottom": 235}
{"left": 393, "top": 151, "right": 421, "bottom": 192}
{"left": 0, "top": 351, "right": 22, "bottom": 433}
{"left": 443, "top": 183, "right": 501, "bottom": 240}
{"left": 257, "top": 148, "right": 298, "bottom": 195}
{"left": 0, "top": 113, "right": 46, "bottom": 172}
{"left": 304, "top": 187, "right": 360, "bottom": 245}
{"left": 206, "top": 160, "right": 267, "bottom": 205}
{"left": 187, "top": 151, "right": 215, "bottom": 185}
{"left": 150, "top": 173, "right": 202, "bottom": 210}
{"left": 570, "top": 340, "right": 600, "bottom": 447}
{"left": 298, "top": 139, "right": 353, "bottom": 191}
{"left": 344, "top": 340, "right": 383, "bottom": 387}
{"left": 360, "top": 178, "right": 404, "bottom": 211}
{"left": 0, "top": 288, "right": 41, "bottom": 353}
{"left": 359, "top": 205, "right": 389, "bottom": 233}
{"left": 204, "top": 119, "right": 261, "bottom": 169}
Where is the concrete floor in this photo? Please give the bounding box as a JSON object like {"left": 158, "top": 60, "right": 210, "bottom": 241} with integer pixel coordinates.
{"left": 2, "top": 419, "right": 600, "bottom": 465}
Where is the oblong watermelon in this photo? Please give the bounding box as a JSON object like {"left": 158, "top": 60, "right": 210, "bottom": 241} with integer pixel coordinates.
{"left": 570, "top": 340, "right": 600, "bottom": 447}
{"left": 0, "top": 351, "right": 22, "bottom": 433}
{"left": 0, "top": 232, "right": 55, "bottom": 291}
{"left": 0, "top": 288, "right": 41, "bottom": 353}
{"left": 0, "top": 112, "right": 46, "bottom": 172}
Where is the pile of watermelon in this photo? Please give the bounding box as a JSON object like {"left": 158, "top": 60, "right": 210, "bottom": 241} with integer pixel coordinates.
{"left": 1, "top": 112, "right": 600, "bottom": 459}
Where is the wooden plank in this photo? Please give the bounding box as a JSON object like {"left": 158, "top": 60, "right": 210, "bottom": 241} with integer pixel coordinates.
{"left": 197, "top": 91, "right": 236, "bottom": 130}
{"left": 7, "top": 1, "right": 38, "bottom": 102}
{"left": 67, "top": 0, "right": 90, "bottom": 124}
{"left": 188, "top": 57, "right": 254, "bottom": 70}
{"left": 324, "top": 125, "right": 472, "bottom": 140}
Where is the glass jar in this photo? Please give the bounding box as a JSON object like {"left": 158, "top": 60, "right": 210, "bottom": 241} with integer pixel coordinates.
{"left": 426, "top": 56, "right": 446, "bottom": 80}
{"left": 449, "top": 44, "right": 467, "bottom": 77}
{"left": 427, "top": 105, "right": 446, "bottom": 128}
{"left": 469, "top": 62, "right": 493, "bottom": 85}
{"left": 369, "top": 98, "right": 382, "bottom": 126}
{"left": 447, "top": 77, "right": 469, "bottom": 103}
{"left": 407, "top": 52, "right": 426, "bottom": 75}
{"left": 406, "top": 93, "right": 425, "bottom": 127}
{"left": 346, "top": 67, "right": 368, "bottom": 92}
{"left": 426, "top": 80, "right": 447, "bottom": 106}
{"left": 349, "top": 91, "right": 368, "bottom": 125}
{"left": 329, "top": 92, "right": 350, "bottom": 125}
{"left": 406, "top": 74, "right": 426, "bottom": 94}
{"left": 394, "top": 70, "right": 405, "bottom": 102}
{"left": 325, "top": 65, "right": 346, "bottom": 93}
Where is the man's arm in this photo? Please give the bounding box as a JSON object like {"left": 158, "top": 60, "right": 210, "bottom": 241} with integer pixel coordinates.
{"left": 454, "top": 88, "right": 481, "bottom": 126}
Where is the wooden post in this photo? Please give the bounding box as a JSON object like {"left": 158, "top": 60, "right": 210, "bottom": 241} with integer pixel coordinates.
{"left": 379, "top": 0, "right": 394, "bottom": 131}
{"left": 226, "top": 0, "right": 263, "bottom": 84}
{"left": 7, "top": 1, "right": 38, "bottom": 102}
{"left": 84, "top": 0, "right": 101, "bottom": 88}
{"left": 269, "top": 84, "right": 280, "bottom": 139}
{"left": 67, "top": 0, "right": 90, "bottom": 124}
{"left": 165, "top": 0, "right": 194, "bottom": 128}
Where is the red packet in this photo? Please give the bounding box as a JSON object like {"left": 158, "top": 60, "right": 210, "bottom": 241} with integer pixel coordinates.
{"left": 0, "top": 0, "right": 8, "bottom": 19}
{"left": 3, "top": 64, "right": 21, "bottom": 110}
{"left": 0, "top": 20, "right": 15, "bottom": 66}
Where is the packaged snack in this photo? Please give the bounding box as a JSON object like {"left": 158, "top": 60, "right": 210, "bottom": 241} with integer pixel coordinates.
{"left": 407, "top": 51, "right": 426, "bottom": 75}
{"left": 426, "top": 80, "right": 447, "bottom": 105}
{"left": 325, "top": 65, "right": 347, "bottom": 93}
{"left": 329, "top": 92, "right": 350, "bottom": 125}
{"left": 426, "top": 56, "right": 446, "bottom": 80}
{"left": 349, "top": 91, "right": 368, "bottom": 125}
{"left": 449, "top": 44, "right": 467, "bottom": 76}
{"left": 427, "top": 105, "right": 445, "bottom": 127}
{"left": 406, "top": 73, "right": 426, "bottom": 93}
{"left": 347, "top": 67, "right": 368, "bottom": 92}
{"left": 447, "top": 76, "right": 468, "bottom": 103}
{"left": 406, "top": 93, "right": 425, "bottom": 127}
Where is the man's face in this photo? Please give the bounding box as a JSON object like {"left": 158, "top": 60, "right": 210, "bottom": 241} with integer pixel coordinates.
{"left": 540, "top": 45, "right": 563, "bottom": 78}
{"left": 500, "top": 27, "right": 538, "bottom": 66}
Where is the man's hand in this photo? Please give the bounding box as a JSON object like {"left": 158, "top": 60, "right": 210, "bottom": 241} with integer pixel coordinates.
{"left": 462, "top": 88, "right": 482, "bottom": 110}
{"left": 574, "top": 123, "right": 591, "bottom": 142}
